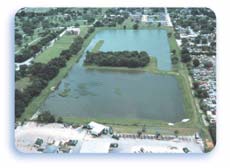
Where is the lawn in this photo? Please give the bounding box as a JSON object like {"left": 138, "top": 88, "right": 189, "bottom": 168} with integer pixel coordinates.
{"left": 91, "top": 40, "right": 104, "bottom": 52}
{"left": 62, "top": 116, "right": 198, "bottom": 135}
{"left": 33, "top": 35, "right": 76, "bottom": 63}
{"left": 79, "top": 26, "right": 89, "bottom": 38}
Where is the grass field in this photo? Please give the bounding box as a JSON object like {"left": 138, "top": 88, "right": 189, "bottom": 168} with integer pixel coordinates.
{"left": 33, "top": 35, "right": 76, "bottom": 63}
{"left": 79, "top": 26, "right": 89, "bottom": 38}
{"left": 91, "top": 40, "right": 104, "bottom": 52}
{"left": 61, "top": 116, "right": 198, "bottom": 135}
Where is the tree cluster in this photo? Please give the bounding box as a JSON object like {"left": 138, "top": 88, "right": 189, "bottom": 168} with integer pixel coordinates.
{"left": 83, "top": 27, "right": 95, "bottom": 39}
{"left": 37, "top": 111, "right": 56, "bottom": 123}
{"left": 181, "top": 47, "right": 192, "bottom": 63}
{"left": 84, "top": 51, "right": 150, "bottom": 68}
{"left": 15, "top": 28, "right": 65, "bottom": 63}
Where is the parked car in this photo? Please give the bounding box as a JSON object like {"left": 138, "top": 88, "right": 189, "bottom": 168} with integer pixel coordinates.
{"left": 112, "top": 135, "right": 120, "bottom": 140}
{"left": 67, "top": 140, "right": 78, "bottom": 146}
{"left": 110, "top": 143, "right": 118, "bottom": 148}
{"left": 183, "top": 147, "right": 190, "bottom": 153}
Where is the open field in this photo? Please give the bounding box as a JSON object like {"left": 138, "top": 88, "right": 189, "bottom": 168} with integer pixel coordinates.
{"left": 91, "top": 40, "right": 104, "bottom": 52}
{"left": 79, "top": 26, "right": 89, "bottom": 38}
{"left": 33, "top": 35, "right": 75, "bottom": 63}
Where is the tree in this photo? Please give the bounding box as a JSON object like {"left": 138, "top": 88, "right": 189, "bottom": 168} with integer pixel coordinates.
{"left": 19, "top": 65, "right": 28, "bottom": 77}
{"left": 75, "top": 23, "right": 80, "bottom": 27}
{"left": 15, "top": 32, "right": 23, "bottom": 46}
{"left": 181, "top": 54, "right": 192, "bottom": 63}
{"left": 142, "top": 124, "right": 146, "bottom": 133}
{"left": 133, "top": 23, "right": 139, "bottom": 30}
{"left": 22, "top": 25, "right": 34, "bottom": 36}
{"left": 137, "top": 131, "right": 142, "bottom": 137}
{"left": 157, "top": 22, "right": 161, "bottom": 27}
{"left": 209, "top": 123, "right": 216, "bottom": 145}
{"left": 193, "top": 59, "right": 200, "bottom": 67}
{"left": 94, "top": 21, "right": 104, "bottom": 27}
{"left": 37, "top": 111, "right": 56, "bottom": 123}
{"left": 155, "top": 132, "right": 161, "bottom": 139}
{"left": 196, "top": 89, "right": 209, "bottom": 98}
{"left": 193, "top": 81, "right": 200, "bottom": 89}
{"left": 57, "top": 116, "right": 63, "bottom": 123}
{"left": 123, "top": 25, "right": 126, "bottom": 30}
{"left": 167, "top": 32, "right": 172, "bottom": 38}
{"left": 15, "top": 89, "right": 27, "bottom": 117}
{"left": 174, "top": 130, "right": 179, "bottom": 137}
{"left": 171, "top": 56, "right": 179, "bottom": 64}
{"left": 171, "top": 49, "right": 176, "bottom": 55}
{"left": 84, "top": 51, "right": 150, "bottom": 68}
{"left": 204, "top": 61, "right": 213, "bottom": 68}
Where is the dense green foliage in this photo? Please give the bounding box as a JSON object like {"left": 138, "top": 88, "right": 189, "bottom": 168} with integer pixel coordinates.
{"left": 209, "top": 123, "right": 216, "bottom": 145}
{"left": 133, "top": 23, "right": 139, "bottom": 30}
{"left": 171, "top": 56, "right": 179, "bottom": 64}
{"left": 84, "top": 51, "right": 150, "bottom": 68}
{"left": 181, "top": 47, "right": 192, "bottom": 63}
{"left": 83, "top": 27, "right": 95, "bottom": 40}
{"left": 37, "top": 111, "right": 55, "bottom": 123}
{"left": 193, "top": 59, "right": 200, "bottom": 67}
{"left": 15, "top": 28, "right": 65, "bottom": 63}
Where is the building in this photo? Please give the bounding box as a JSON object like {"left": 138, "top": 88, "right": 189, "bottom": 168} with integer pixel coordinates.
{"left": 88, "top": 121, "right": 108, "bottom": 136}
{"left": 66, "top": 27, "right": 80, "bottom": 35}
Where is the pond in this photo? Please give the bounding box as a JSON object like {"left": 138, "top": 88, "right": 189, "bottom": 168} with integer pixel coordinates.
{"left": 84, "top": 29, "right": 172, "bottom": 70}
{"left": 40, "top": 29, "right": 186, "bottom": 123}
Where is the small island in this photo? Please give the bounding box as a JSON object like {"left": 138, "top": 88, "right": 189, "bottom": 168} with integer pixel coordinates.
{"left": 84, "top": 51, "right": 150, "bottom": 68}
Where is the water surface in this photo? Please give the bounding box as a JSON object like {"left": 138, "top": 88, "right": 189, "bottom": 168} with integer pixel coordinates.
{"left": 41, "top": 29, "right": 185, "bottom": 122}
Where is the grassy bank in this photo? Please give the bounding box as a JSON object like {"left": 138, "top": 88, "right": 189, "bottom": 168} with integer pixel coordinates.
{"left": 34, "top": 35, "right": 76, "bottom": 63}
{"left": 61, "top": 116, "right": 198, "bottom": 135}
{"left": 91, "top": 40, "right": 104, "bottom": 52}
{"left": 165, "top": 27, "right": 212, "bottom": 142}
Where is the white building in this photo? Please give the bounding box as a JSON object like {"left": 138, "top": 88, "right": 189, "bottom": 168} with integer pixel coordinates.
{"left": 88, "top": 121, "right": 108, "bottom": 136}
{"left": 66, "top": 27, "right": 80, "bottom": 35}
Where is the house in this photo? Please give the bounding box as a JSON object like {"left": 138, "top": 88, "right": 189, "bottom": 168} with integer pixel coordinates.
{"left": 66, "top": 27, "right": 80, "bottom": 35}
{"left": 88, "top": 121, "right": 109, "bottom": 136}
